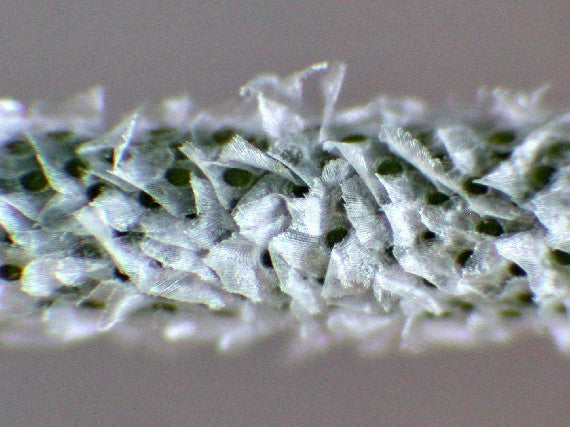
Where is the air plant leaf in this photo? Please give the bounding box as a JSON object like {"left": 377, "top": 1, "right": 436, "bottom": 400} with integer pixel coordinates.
{"left": 0, "top": 62, "right": 569, "bottom": 357}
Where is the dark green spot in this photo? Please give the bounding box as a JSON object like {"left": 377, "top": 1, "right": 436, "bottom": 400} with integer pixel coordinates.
{"left": 1, "top": 229, "right": 13, "bottom": 245}
{"left": 213, "top": 308, "right": 237, "bottom": 317}
{"left": 508, "top": 262, "right": 527, "bottom": 277}
{"left": 413, "top": 131, "right": 433, "bottom": 145}
{"left": 462, "top": 179, "right": 488, "bottom": 195}
{"left": 151, "top": 259, "right": 164, "bottom": 269}
{"left": 336, "top": 198, "right": 346, "bottom": 214}
{"left": 420, "top": 230, "right": 436, "bottom": 241}
{"left": 425, "top": 191, "right": 450, "bottom": 206}
{"left": 553, "top": 303, "right": 567, "bottom": 314}
{"left": 56, "top": 286, "right": 82, "bottom": 296}
{"left": 73, "top": 242, "right": 103, "bottom": 259}
{"left": 151, "top": 301, "right": 178, "bottom": 313}
{"left": 432, "top": 151, "right": 448, "bottom": 162}
{"left": 456, "top": 249, "right": 474, "bottom": 267}
{"left": 489, "top": 131, "right": 516, "bottom": 145}
{"left": 325, "top": 227, "right": 348, "bottom": 248}
{"left": 85, "top": 183, "right": 106, "bottom": 201}
{"left": 170, "top": 143, "right": 187, "bottom": 160}
{"left": 499, "top": 309, "right": 521, "bottom": 318}
{"left": 376, "top": 158, "right": 403, "bottom": 176}
{"left": 385, "top": 246, "right": 395, "bottom": 261}
{"left": 112, "top": 230, "right": 144, "bottom": 244}
{"left": 261, "top": 250, "right": 273, "bottom": 269}
{"left": 138, "top": 191, "right": 161, "bottom": 209}
{"left": 424, "top": 310, "right": 451, "bottom": 318}
{"left": 476, "top": 218, "right": 504, "bottom": 236}
{"left": 529, "top": 165, "right": 555, "bottom": 190}
{"left": 490, "top": 151, "right": 511, "bottom": 161}
{"left": 515, "top": 291, "right": 534, "bottom": 305}
{"left": 47, "top": 130, "right": 75, "bottom": 141}
{"left": 79, "top": 300, "right": 106, "bottom": 310}
{"left": 541, "top": 140, "right": 570, "bottom": 163}
{"left": 6, "top": 139, "right": 33, "bottom": 156}
{"left": 0, "top": 264, "right": 23, "bottom": 281}
{"left": 63, "top": 157, "right": 89, "bottom": 178}
{"left": 212, "top": 129, "right": 236, "bottom": 145}
{"left": 20, "top": 170, "right": 49, "bottom": 192}
{"left": 223, "top": 168, "right": 253, "bottom": 188}
{"left": 448, "top": 298, "right": 474, "bottom": 312}
{"left": 165, "top": 167, "right": 191, "bottom": 187}
{"left": 37, "top": 298, "right": 55, "bottom": 308}
{"left": 228, "top": 198, "right": 239, "bottom": 210}
{"left": 102, "top": 148, "right": 114, "bottom": 164}
{"left": 149, "top": 127, "right": 175, "bottom": 138}
{"left": 291, "top": 184, "right": 310, "bottom": 198}
{"left": 248, "top": 136, "right": 270, "bottom": 151}
{"left": 113, "top": 268, "right": 130, "bottom": 282}
{"left": 550, "top": 249, "right": 570, "bottom": 266}
{"left": 340, "top": 134, "right": 367, "bottom": 143}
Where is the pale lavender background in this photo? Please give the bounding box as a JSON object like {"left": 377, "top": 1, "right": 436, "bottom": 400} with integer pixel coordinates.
{"left": 0, "top": 1, "right": 569, "bottom": 426}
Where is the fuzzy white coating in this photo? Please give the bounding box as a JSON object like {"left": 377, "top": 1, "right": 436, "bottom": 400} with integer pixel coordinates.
{"left": 0, "top": 63, "right": 569, "bottom": 357}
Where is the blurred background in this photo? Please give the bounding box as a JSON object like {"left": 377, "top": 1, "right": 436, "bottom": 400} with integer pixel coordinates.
{"left": 0, "top": 1, "right": 569, "bottom": 425}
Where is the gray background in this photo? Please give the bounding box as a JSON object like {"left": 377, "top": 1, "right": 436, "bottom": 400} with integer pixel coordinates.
{"left": 0, "top": 1, "right": 569, "bottom": 426}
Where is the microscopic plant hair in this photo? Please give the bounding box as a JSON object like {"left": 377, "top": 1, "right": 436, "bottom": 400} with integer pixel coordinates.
{"left": 0, "top": 62, "right": 569, "bottom": 358}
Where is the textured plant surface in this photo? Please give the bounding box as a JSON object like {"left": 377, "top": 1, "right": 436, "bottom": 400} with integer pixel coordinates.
{"left": 0, "top": 63, "right": 569, "bottom": 357}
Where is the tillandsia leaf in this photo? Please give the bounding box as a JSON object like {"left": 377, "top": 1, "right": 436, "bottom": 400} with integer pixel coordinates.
{"left": 0, "top": 62, "right": 569, "bottom": 358}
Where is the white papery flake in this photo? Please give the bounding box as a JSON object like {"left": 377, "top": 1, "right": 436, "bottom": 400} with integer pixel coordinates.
{"left": 0, "top": 62, "right": 569, "bottom": 357}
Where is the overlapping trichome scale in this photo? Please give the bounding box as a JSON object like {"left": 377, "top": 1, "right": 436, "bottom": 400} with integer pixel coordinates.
{"left": 1, "top": 62, "right": 569, "bottom": 355}
{"left": 531, "top": 166, "right": 570, "bottom": 251}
